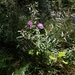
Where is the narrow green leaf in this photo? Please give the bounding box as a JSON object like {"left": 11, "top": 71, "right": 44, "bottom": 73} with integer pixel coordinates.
{"left": 62, "top": 60, "right": 68, "bottom": 64}
{"left": 49, "top": 56, "right": 57, "bottom": 61}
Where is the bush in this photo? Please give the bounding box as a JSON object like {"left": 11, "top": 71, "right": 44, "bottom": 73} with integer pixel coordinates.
{"left": 0, "top": 0, "right": 75, "bottom": 75}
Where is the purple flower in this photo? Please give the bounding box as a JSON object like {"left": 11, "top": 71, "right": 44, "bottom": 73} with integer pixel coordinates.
{"left": 37, "top": 23, "right": 44, "bottom": 29}
{"left": 27, "top": 21, "right": 33, "bottom": 27}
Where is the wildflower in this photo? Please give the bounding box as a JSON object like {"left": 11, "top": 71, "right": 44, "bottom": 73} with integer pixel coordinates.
{"left": 27, "top": 21, "right": 33, "bottom": 27}
{"left": 37, "top": 23, "right": 44, "bottom": 29}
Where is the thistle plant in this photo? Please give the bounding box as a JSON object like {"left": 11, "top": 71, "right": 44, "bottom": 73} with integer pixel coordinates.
{"left": 15, "top": 1, "right": 75, "bottom": 75}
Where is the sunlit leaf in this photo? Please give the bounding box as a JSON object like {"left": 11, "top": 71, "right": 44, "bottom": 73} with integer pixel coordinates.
{"left": 36, "top": 51, "right": 40, "bottom": 55}
{"left": 28, "top": 50, "right": 34, "bottom": 55}
{"left": 62, "top": 60, "right": 68, "bottom": 64}
{"left": 61, "top": 32, "right": 64, "bottom": 37}
{"left": 58, "top": 52, "right": 66, "bottom": 57}
{"left": 49, "top": 56, "right": 57, "bottom": 61}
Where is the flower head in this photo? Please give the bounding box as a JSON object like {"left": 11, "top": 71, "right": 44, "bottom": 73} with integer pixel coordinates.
{"left": 27, "top": 21, "right": 33, "bottom": 27}
{"left": 37, "top": 23, "right": 44, "bottom": 29}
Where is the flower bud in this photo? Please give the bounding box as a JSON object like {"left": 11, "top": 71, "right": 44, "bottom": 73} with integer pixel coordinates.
{"left": 37, "top": 23, "right": 44, "bottom": 29}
